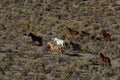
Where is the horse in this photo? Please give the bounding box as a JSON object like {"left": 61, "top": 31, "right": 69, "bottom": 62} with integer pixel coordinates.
{"left": 100, "top": 30, "right": 111, "bottom": 42}
{"left": 47, "top": 42, "right": 62, "bottom": 54}
{"left": 81, "top": 31, "right": 90, "bottom": 37}
{"left": 54, "top": 38, "right": 65, "bottom": 47}
{"left": 28, "top": 33, "right": 43, "bottom": 46}
{"left": 67, "top": 27, "right": 79, "bottom": 35}
{"left": 70, "top": 41, "right": 81, "bottom": 51}
{"left": 99, "top": 53, "right": 112, "bottom": 66}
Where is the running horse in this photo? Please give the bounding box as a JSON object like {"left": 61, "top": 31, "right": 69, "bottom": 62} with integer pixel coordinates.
{"left": 99, "top": 53, "right": 112, "bottom": 66}
{"left": 54, "top": 37, "right": 65, "bottom": 47}
{"left": 100, "top": 30, "right": 111, "bottom": 42}
{"left": 81, "top": 31, "right": 90, "bottom": 37}
{"left": 70, "top": 41, "right": 81, "bottom": 51}
{"left": 28, "top": 32, "right": 43, "bottom": 46}
{"left": 47, "top": 42, "right": 62, "bottom": 54}
{"left": 67, "top": 27, "right": 79, "bottom": 35}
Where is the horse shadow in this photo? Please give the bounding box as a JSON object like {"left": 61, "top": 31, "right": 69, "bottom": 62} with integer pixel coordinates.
{"left": 64, "top": 53, "right": 82, "bottom": 57}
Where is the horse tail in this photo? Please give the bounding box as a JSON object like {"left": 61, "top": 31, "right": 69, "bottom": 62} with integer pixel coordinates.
{"left": 68, "top": 27, "right": 72, "bottom": 31}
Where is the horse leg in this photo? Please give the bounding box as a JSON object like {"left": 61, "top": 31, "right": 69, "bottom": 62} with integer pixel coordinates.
{"left": 49, "top": 49, "right": 53, "bottom": 54}
{"left": 107, "top": 37, "right": 109, "bottom": 42}
{"left": 62, "top": 43, "right": 65, "bottom": 50}
{"left": 52, "top": 50, "right": 56, "bottom": 55}
{"left": 107, "top": 37, "right": 110, "bottom": 42}
{"left": 104, "top": 37, "right": 108, "bottom": 41}
{"left": 59, "top": 48, "right": 63, "bottom": 54}
{"left": 108, "top": 36, "right": 111, "bottom": 42}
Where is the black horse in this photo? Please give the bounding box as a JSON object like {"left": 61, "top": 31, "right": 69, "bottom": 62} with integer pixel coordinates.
{"left": 28, "top": 33, "right": 43, "bottom": 46}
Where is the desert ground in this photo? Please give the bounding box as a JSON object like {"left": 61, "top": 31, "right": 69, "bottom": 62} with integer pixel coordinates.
{"left": 0, "top": 0, "right": 120, "bottom": 80}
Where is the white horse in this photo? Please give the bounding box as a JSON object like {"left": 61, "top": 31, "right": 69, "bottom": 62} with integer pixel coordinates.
{"left": 54, "top": 38, "right": 65, "bottom": 47}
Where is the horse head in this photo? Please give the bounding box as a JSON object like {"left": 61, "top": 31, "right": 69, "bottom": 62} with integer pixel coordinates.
{"left": 28, "top": 33, "right": 33, "bottom": 36}
{"left": 47, "top": 42, "right": 51, "bottom": 45}
{"left": 54, "top": 37, "right": 58, "bottom": 42}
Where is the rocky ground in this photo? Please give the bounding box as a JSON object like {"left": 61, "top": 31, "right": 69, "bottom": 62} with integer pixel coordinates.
{"left": 0, "top": 0, "right": 120, "bottom": 80}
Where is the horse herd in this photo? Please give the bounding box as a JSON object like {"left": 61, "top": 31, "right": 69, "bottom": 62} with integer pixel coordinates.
{"left": 28, "top": 27, "right": 112, "bottom": 66}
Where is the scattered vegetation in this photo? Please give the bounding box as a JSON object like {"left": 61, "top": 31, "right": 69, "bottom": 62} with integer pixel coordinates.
{"left": 0, "top": 0, "right": 119, "bottom": 80}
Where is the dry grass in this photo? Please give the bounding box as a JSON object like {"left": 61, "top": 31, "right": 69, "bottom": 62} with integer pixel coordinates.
{"left": 0, "top": 0, "right": 120, "bottom": 80}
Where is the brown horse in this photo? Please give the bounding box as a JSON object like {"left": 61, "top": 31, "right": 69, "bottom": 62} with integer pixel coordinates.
{"left": 47, "top": 42, "right": 62, "bottom": 54}
{"left": 99, "top": 53, "right": 112, "bottom": 66}
{"left": 81, "top": 31, "right": 90, "bottom": 37}
{"left": 100, "top": 30, "right": 111, "bottom": 42}
{"left": 67, "top": 27, "right": 79, "bottom": 35}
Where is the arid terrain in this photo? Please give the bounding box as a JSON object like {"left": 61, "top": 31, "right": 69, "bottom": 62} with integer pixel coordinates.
{"left": 0, "top": 0, "right": 120, "bottom": 80}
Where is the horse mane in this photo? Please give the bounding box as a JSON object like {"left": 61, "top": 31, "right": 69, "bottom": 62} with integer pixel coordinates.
{"left": 82, "top": 31, "right": 85, "bottom": 33}
{"left": 101, "top": 30, "right": 106, "bottom": 33}
{"left": 100, "top": 53, "right": 104, "bottom": 58}
{"left": 101, "top": 30, "right": 109, "bottom": 35}
{"left": 82, "top": 31, "right": 86, "bottom": 34}
{"left": 68, "top": 27, "right": 72, "bottom": 31}
{"left": 29, "top": 32, "right": 34, "bottom": 36}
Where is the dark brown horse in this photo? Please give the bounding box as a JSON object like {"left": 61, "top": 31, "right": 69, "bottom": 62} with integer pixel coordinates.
{"left": 67, "top": 27, "right": 79, "bottom": 35}
{"left": 99, "top": 53, "right": 111, "bottom": 66}
{"left": 81, "top": 31, "right": 90, "bottom": 37}
{"left": 70, "top": 41, "right": 80, "bottom": 51}
{"left": 100, "top": 30, "right": 111, "bottom": 42}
